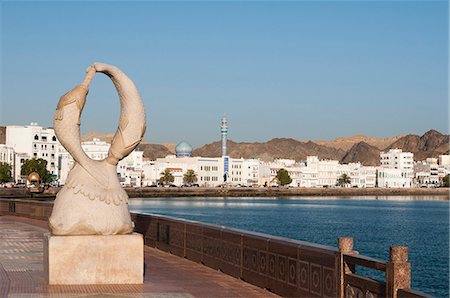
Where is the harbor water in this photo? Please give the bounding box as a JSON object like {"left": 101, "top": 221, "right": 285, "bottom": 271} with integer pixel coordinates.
{"left": 129, "top": 196, "right": 449, "bottom": 297}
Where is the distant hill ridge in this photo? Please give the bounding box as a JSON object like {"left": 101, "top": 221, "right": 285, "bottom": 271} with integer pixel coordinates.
{"left": 82, "top": 129, "right": 449, "bottom": 165}
{"left": 314, "top": 134, "right": 405, "bottom": 151}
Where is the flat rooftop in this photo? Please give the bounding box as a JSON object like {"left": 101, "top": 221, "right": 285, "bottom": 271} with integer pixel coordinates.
{"left": 0, "top": 216, "right": 276, "bottom": 297}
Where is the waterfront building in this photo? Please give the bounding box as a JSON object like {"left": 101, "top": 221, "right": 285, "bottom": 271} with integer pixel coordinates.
{"left": 141, "top": 152, "right": 264, "bottom": 187}
{"left": 437, "top": 155, "right": 450, "bottom": 183}
{"left": 241, "top": 158, "right": 260, "bottom": 186}
{"left": 318, "top": 159, "right": 340, "bottom": 187}
{"left": 378, "top": 149, "right": 414, "bottom": 188}
{"left": 414, "top": 157, "right": 443, "bottom": 187}
{"left": 258, "top": 162, "right": 272, "bottom": 186}
{"left": 380, "top": 149, "right": 414, "bottom": 172}
{"left": 142, "top": 155, "right": 223, "bottom": 187}
{"left": 228, "top": 158, "right": 243, "bottom": 184}
{"left": 0, "top": 144, "right": 15, "bottom": 181}
{"left": 377, "top": 168, "right": 412, "bottom": 188}
{"left": 438, "top": 154, "right": 450, "bottom": 166}
{"left": 358, "top": 166, "right": 377, "bottom": 188}
{"left": 5, "top": 123, "right": 62, "bottom": 183}
{"left": 265, "top": 159, "right": 300, "bottom": 186}
{"left": 0, "top": 145, "right": 14, "bottom": 166}
{"left": 298, "top": 156, "right": 319, "bottom": 188}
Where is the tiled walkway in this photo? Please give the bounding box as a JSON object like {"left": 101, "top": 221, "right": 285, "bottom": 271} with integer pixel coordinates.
{"left": 0, "top": 216, "right": 276, "bottom": 297}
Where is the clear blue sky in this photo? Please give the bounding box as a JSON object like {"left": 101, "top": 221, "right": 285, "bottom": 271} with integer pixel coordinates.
{"left": 1, "top": 1, "right": 448, "bottom": 147}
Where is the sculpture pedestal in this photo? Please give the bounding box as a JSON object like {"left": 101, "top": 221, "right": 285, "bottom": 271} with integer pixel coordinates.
{"left": 44, "top": 233, "right": 144, "bottom": 285}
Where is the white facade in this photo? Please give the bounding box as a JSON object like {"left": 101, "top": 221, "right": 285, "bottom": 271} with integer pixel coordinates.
{"left": 6, "top": 123, "right": 61, "bottom": 182}
{"left": 257, "top": 156, "right": 376, "bottom": 188}
{"left": 414, "top": 158, "right": 442, "bottom": 187}
{"left": 318, "top": 159, "right": 340, "bottom": 187}
{"left": 380, "top": 149, "right": 414, "bottom": 172}
{"left": 379, "top": 149, "right": 414, "bottom": 188}
{"left": 143, "top": 155, "right": 223, "bottom": 187}
{"left": 241, "top": 159, "right": 260, "bottom": 186}
{"left": 141, "top": 155, "right": 265, "bottom": 187}
{"left": 378, "top": 168, "right": 412, "bottom": 188}
{"left": 0, "top": 145, "right": 15, "bottom": 181}
{"left": 438, "top": 155, "right": 450, "bottom": 167}
{"left": 59, "top": 138, "right": 144, "bottom": 187}
{"left": 298, "top": 156, "right": 319, "bottom": 188}
{"left": 358, "top": 166, "right": 377, "bottom": 188}
{"left": 0, "top": 145, "right": 14, "bottom": 166}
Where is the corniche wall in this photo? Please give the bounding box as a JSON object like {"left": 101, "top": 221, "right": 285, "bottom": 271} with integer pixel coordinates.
{"left": 0, "top": 198, "right": 429, "bottom": 298}
{"left": 0, "top": 186, "right": 448, "bottom": 200}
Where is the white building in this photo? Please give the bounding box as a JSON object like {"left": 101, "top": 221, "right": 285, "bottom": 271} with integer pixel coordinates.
{"left": 415, "top": 156, "right": 449, "bottom": 187}
{"left": 358, "top": 166, "right": 377, "bottom": 188}
{"left": 142, "top": 141, "right": 263, "bottom": 187}
{"left": 318, "top": 159, "right": 340, "bottom": 187}
{"left": 241, "top": 159, "right": 260, "bottom": 186}
{"left": 438, "top": 155, "right": 450, "bottom": 183}
{"left": 298, "top": 156, "right": 319, "bottom": 188}
{"left": 378, "top": 149, "right": 414, "bottom": 188}
{"left": 0, "top": 144, "right": 15, "bottom": 181}
{"left": 59, "top": 138, "right": 144, "bottom": 187}
{"left": 143, "top": 155, "right": 224, "bottom": 187}
{"left": 438, "top": 155, "right": 450, "bottom": 167}
{"left": 6, "top": 123, "right": 61, "bottom": 183}
{"left": 0, "top": 145, "right": 14, "bottom": 166}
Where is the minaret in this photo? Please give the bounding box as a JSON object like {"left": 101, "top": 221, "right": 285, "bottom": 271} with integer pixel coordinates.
{"left": 221, "top": 115, "right": 228, "bottom": 157}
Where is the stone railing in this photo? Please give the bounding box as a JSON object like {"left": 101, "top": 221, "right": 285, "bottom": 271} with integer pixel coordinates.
{"left": 0, "top": 199, "right": 429, "bottom": 297}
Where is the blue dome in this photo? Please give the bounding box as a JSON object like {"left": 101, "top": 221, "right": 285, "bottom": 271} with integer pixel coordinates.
{"left": 176, "top": 141, "right": 193, "bottom": 157}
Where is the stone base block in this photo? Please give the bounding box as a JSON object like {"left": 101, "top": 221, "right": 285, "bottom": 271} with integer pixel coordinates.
{"left": 44, "top": 233, "right": 143, "bottom": 284}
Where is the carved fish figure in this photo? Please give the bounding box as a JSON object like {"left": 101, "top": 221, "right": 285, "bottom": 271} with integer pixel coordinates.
{"left": 49, "top": 63, "right": 146, "bottom": 235}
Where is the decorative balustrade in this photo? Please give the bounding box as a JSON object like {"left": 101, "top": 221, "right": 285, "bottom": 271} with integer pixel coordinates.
{"left": 0, "top": 198, "right": 429, "bottom": 297}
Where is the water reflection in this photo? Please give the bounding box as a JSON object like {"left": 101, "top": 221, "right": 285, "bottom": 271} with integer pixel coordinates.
{"left": 129, "top": 196, "right": 448, "bottom": 297}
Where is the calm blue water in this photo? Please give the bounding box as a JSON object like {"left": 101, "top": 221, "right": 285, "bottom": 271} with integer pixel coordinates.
{"left": 129, "top": 196, "right": 449, "bottom": 297}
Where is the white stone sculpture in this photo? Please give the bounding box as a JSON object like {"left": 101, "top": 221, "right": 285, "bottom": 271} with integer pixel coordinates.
{"left": 49, "top": 63, "right": 146, "bottom": 235}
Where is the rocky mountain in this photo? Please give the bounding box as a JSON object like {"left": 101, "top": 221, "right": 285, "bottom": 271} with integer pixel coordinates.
{"left": 340, "top": 141, "right": 380, "bottom": 166}
{"left": 314, "top": 134, "right": 404, "bottom": 151}
{"left": 385, "top": 130, "right": 449, "bottom": 161}
{"left": 193, "top": 138, "right": 346, "bottom": 161}
{"left": 136, "top": 144, "right": 174, "bottom": 160}
{"left": 82, "top": 129, "right": 448, "bottom": 164}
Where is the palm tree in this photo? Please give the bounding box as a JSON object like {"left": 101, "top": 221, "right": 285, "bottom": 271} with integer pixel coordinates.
{"left": 337, "top": 173, "right": 351, "bottom": 187}
{"left": 183, "top": 169, "right": 197, "bottom": 185}
{"left": 159, "top": 169, "right": 174, "bottom": 185}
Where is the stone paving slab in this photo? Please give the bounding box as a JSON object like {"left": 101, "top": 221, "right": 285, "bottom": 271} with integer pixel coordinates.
{"left": 0, "top": 216, "right": 277, "bottom": 297}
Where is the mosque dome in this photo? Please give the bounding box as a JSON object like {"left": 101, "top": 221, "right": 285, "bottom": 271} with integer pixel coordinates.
{"left": 176, "top": 141, "right": 193, "bottom": 157}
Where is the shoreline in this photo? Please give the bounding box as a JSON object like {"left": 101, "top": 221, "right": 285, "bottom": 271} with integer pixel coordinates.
{"left": 0, "top": 186, "right": 448, "bottom": 200}
{"left": 126, "top": 187, "right": 449, "bottom": 199}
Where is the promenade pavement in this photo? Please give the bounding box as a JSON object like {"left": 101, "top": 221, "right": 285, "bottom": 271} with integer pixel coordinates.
{"left": 0, "top": 216, "right": 276, "bottom": 297}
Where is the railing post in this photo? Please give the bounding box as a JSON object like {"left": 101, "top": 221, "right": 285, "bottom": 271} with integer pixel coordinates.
{"left": 338, "top": 237, "right": 357, "bottom": 298}
{"left": 386, "top": 246, "right": 411, "bottom": 298}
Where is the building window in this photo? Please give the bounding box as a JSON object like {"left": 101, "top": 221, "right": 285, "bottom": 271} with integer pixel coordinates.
{"left": 52, "top": 136, "right": 57, "bottom": 141}
{"left": 34, "top": 134, "right": 39, "bottom": 140}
